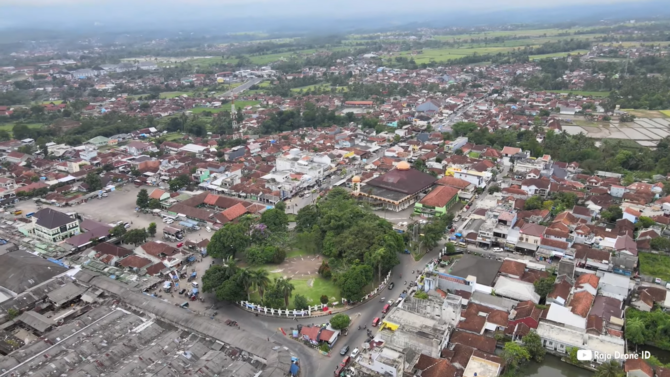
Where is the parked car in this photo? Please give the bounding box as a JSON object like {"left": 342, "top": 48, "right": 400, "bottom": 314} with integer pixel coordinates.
{"left": 492, "top": 247, "right": 503, "bottom": 252}
{"left": 178, "top": 289, "right": 186, "bottom": 295}
{"left": 339, "top": 345, "right": 350, "bottom": 356}
{"left": 350, "top": 348, "right": 360, "bottom": 358}
{"left": 388, "top": 282, "right": 395, "bottom": 290}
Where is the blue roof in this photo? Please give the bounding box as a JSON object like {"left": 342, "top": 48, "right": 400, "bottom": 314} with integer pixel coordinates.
{"left": 290, "top": 364, "right": 300, "bottom": 375}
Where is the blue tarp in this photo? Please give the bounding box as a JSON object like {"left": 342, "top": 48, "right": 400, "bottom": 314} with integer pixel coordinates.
{"left": 190, "top": 271, "right": 197, "bottom": 277}
{"left": 455, "top": 233, "right": 462, "bottom": 237}
{"left": 192, "top": 288, "right": 199, "bottom": 295}
{"left": 290, "top": 364, "right": 300, "bottom": 376}
{"left": 47, "top": 258, "right": 67, "bottom": 268}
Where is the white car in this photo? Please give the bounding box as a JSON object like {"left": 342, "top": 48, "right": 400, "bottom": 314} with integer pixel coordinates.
{"left": 492, "top": 247, "right": 503, "bottom": 252}
{"left": 350, "top": 348, "right": 360, "bottom": 358}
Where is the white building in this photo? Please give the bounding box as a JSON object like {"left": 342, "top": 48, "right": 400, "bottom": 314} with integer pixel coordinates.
{"left": 536, "top": 322, "right": 625, "bottom": 365}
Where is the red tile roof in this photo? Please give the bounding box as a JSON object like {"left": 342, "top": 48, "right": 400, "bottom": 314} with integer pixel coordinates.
{"left": 625, "top": 359, "right": 654, "bottom": 377}
{"left": 449, "top": 330, "right": 497, "bottom": 354}
{"left": 420, "top": 185, "right": 459, "bottom": 208}
{"left": 570, "top": 291, "right": 594, "bottom": 318}
{"left": 499, "top": 260, "right": 525, "bottom": 277}
{"left": 222, "top": 203, "right": 248, "bottom": 221}
{"left": 576, "top": 274, "right": 600, "bottom": 289}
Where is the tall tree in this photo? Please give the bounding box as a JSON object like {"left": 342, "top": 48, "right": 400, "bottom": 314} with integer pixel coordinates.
{"left": 534, "top": 276, "right": 556, "bottom": 299}
{"left": 202, "top": 265, "right": 229, "bottom": 293}
{"left": 594, "top": 360, "right": 625, "bottom": 377}
{"left": 251, "top": 269, "right": 271, "bottom": 300}
{"left": 147, "top": 222, "right": 157, "bottom": 237}
{"left": 207, "top": 223, "right": 250, "bottom": 258}
{"left": 330, "top": 314, "right": 351, "bottom": 330}
{"left": 522, "top": 331, "right": 546, "bottom": 362}
{"left": 260, "top": 208, "right": 288, "bottom": 233}
{"left": 275, "top": 277, "right": 295, "bottom": 308}
{"left": 136, "top": 189, "right": 149, "bottom": 208}
{"left": 123, "top": 228, "right": 148, "bottom": 246}
{"left": 109, "top": 224, "right": 127, "bottom": 238}
{"left": 84, "top": 173, "right": 103, "bottom": 192}
{"left": 625, "top": 316, "right": 646, "bottom": 344}
{"left": 236, "top": 268, "right": 254, "bottom": 301}
{"left": 501, "top": 342, "right": 530, "bottom": 370}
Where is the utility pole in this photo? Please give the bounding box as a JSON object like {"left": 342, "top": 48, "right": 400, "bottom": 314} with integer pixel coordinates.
{"left": 231, "top": 95, "right": 237, "bottom": 129}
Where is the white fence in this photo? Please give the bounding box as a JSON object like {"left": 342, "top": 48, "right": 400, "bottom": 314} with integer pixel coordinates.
{"left": 236, "top": 271, "right": 392, "bottom": 318}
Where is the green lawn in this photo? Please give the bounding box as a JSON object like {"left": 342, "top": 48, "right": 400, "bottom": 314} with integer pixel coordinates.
{"left": 41, "top": 100, "right": 63, "bottom": 105}
{"left": 190, "top": 100, "right": 260, "bottom": 114}
{"left": 660, "top": 110, "right": 670, "bottom": 117}
{"left": 0, "top": 122, "right": 44, "bottom": 136}
{"left": 530, "top": 50, "right": 589, "bottom": 60}
{"left": 248, "top": 271, "right": 341, "bottom": 309}
{"left": 162, "top": 132, "right": 186, "bottom": 141}
{"left": 639, "top": 253, "right": 670, "bottom": 281}
{"left": 434, "top": 27, "right": 600, "bottom": 40}
{"left": 546, "top": 90, "right": 610, "bottom": 97}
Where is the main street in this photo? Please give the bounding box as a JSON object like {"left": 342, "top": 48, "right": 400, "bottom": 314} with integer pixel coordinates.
{"left": 222, "top": 77, "right": 263, "bottom": 96}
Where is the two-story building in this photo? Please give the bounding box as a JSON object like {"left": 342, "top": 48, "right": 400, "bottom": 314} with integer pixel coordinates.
{"left": 31, "top": 208, "right": 80, "bottom": 243}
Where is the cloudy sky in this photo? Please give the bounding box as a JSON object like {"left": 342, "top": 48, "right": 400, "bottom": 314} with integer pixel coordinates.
{"left": 0, "top": 0, "right": 658, "bottom": 30}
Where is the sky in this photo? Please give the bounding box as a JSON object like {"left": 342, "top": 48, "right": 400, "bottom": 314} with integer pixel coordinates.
{"left": 0, "top": 0, "right": 662, "bottom": 31}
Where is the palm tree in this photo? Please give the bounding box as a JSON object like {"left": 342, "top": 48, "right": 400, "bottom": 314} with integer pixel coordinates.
{"left": 594, "top": 360, "right": 624, "bottom": 377}
{"left": 275, "top": 277, "right": 295, "bottom": 308}
{"left": 236, "top": 268, "right": 253, "bottom": 301}
{"left": 252, "top": 269, "right": 271, "bottom": 300}
{"left": 222, "top": 256, "right": 238, "bottom": 280}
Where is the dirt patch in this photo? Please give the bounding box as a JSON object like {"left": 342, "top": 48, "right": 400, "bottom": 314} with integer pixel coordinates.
{"left": 49, "top": 119, "right": 81, "bottom": 134}
{"left": 279, "top": 255, "right": 322, "bottom": 278}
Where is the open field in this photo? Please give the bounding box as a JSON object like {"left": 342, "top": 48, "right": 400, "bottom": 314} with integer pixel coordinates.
{"left": 639, "top": 253, "right": 670, "bottom": 282}
{"left": 160, "top": 91, "right": 192, "bottom": 99}
{"left": 290, "top": 84, "right": 348, "bottom": 93}
{"left": 42, "top": 100, "right": 63, "bottom": 105}
{"left": 546, "top": 90, "right": 610, "bottom": 97}
{"left": 0, "top": 122, "right": 44, "bottom": 136}
{"left": 434, "top": 27, "right": 600, "bottom": 40}
{"left": 622, "top": 109, "right": 670, "bottom": 118}
{"left": 530, "top": 50, "right": 590, "bottom": 60}
{"left": 190, "top": 100, "right": 260, "bottom": 114}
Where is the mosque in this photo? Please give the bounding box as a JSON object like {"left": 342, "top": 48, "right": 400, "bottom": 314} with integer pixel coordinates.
{"left": 352, "top": 161, "right": 437, "bottom": 212}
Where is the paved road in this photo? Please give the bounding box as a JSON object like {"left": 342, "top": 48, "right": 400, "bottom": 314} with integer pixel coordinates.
{"left": 222, "top": 77, "right": 263, "bottom": 96}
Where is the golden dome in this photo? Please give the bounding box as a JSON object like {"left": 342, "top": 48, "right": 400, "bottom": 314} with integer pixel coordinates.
{"left": 396, "top": 161, "right": 411, "bottom": 170}
{"left": 352, "top": 176, "right": 361, "bottom": 183}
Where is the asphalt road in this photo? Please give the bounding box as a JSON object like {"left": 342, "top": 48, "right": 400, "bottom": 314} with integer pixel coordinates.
{"left": 222, "top": 77, "right": 263, "bottom": 96}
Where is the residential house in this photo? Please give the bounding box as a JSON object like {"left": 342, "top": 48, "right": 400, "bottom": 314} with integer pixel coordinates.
{"left": 521, "top": 178, "right": 551, "bottom": 197}
{"left": 415, "top": 185, "right": 459, "bottom": 217}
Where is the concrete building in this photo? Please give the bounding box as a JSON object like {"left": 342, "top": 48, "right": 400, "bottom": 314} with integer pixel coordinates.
{"left": 378, "top": 305, "right": 451, "bottom": 359}
{"left": 536, "top": 322, "right": 625, "bottom": 365}
{"left": 30, "top": 208, "right": 80, "bottom": 243}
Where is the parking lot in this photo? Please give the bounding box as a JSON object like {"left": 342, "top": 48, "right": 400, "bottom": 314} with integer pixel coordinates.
{"left": 12, "top": 185, "right": 218, "bottom": 313}
{"left": 13, "top": 185, "right": 212, "bottom": 248}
